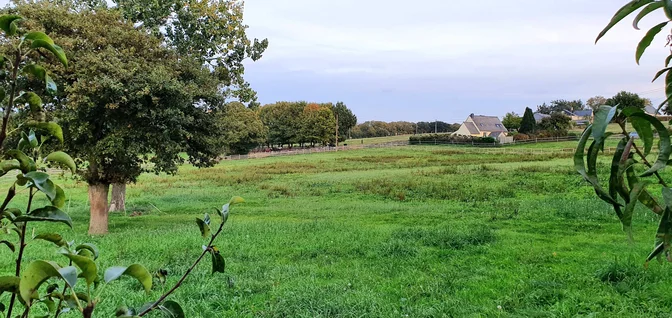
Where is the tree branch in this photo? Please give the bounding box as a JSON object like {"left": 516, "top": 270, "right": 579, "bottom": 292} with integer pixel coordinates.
{"left": 7, "top": 187, "right": 35, "bottom": 318}
{"left": 138, "top": 217, "right": 226, "bottom": 316}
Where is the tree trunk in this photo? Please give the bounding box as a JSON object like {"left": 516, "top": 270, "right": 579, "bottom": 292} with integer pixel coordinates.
{"left": 109, "top": 183, "right": 126, "bottom": 212}
{"left": 88, "top": 183, "right": 110, "bottom": 235}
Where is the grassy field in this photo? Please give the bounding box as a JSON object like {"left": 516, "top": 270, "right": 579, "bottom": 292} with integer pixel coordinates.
{"left": 2, "top": 145, "right": 672, "bottom": 317}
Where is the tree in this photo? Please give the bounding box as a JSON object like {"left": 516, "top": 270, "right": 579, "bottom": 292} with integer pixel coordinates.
{"left": 502, "top": 112, "right": 522, "bottom": 131}
{"left": 606, "top": 91, "right": 647, "bottom": 110}
{"left": 538, "top": 113, "right": 572, "bottom": 132}
{"left": 299, "top": 103, "right": 336, "bottom": 145}
{"left": 537, "top": 100, "right": 584, "bottom": 114}
{"left": 219, "top": 102, "right": 267, "bottom": 154}
{"left": 14, "top": 2, "right": 230, "bottom": 234}
{"left": 331, "top": 101, "right": 357, "bottom": 142}
{"left": 114, "top": 0, "right": 268, "bottom": 108}
{"left": 259, "top": 101, "right": 305, "bottom": 147}
{"left": 586, "top": 96, "right": 607, "bottom": 110}
{"left": 519, "top": 107, "right": 536, "bottom": 134}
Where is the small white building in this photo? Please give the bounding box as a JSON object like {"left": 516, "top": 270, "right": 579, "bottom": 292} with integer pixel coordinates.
{"left": 452, "top": 114, "right": 513, "bottom": 143}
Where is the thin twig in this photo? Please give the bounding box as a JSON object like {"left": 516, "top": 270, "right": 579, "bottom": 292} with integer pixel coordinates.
{"left": 137, "top": 218, "right": 226, "bottom": 316}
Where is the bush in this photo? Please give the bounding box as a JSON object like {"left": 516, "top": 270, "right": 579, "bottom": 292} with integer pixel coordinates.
{"left": 409, "top": 134, "right": 498, "bottom": 144}
{"left": 513, "top": 133, "right": 530, "bottom": 141}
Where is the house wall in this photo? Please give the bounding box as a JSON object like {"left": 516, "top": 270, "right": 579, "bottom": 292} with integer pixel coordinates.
{"left": 452, "top": 116, "right": 482, "bottom": 137}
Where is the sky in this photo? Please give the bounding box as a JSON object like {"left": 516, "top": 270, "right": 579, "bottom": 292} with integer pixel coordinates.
{"left": 0, "top": 0, "right": 669, "bottom": 123}
{"left": 240, "top": 0, "right": 672, "bottom": 123}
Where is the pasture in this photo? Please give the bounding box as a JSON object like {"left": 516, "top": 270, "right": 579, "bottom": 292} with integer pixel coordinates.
{"left": 1, "top": 145, "right": 671, "bottom": 317}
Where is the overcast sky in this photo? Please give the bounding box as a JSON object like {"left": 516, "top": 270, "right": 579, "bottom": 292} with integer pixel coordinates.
{"left": 1, "top": 0, "right": 669, "bottom": 123}
{"left": 241, "top": 0, "right": 672, "bottom": 123}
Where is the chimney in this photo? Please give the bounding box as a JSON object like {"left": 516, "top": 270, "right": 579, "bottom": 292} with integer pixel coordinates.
{"left": 470, "top": 113, "right": 475, "bottom": 118}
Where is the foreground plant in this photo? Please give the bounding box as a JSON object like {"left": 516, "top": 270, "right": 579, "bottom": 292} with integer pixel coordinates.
{"left": 578, "top": 1, "right": 672, "bottom": 264}
{"left": 0, "top": 15, "right": 244, "bottom": 317}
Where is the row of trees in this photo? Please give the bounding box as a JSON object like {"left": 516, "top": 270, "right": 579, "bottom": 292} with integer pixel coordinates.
{"left": 350, "top": 121, "right": 461, "bottom": 139}
{"left": 258, "top": 101, "right": 357, "bottom": 148}
{"left": 533, "top": 91, "right": 653, "bottom": 115}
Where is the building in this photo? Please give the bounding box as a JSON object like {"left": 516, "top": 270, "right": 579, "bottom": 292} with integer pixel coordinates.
{"left": 563, "top": 109, "right": 593, "bottom": 126}
{"left": 452, "top": 114, "right": 512, "bottom": 143}
{"left": 533, "top": 113, "right": 550, "bottom": 123}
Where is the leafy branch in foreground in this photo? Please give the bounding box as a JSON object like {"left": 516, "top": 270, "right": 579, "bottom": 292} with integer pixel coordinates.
{"left": 581, "top": 0, "right": 672, "bottom": 264}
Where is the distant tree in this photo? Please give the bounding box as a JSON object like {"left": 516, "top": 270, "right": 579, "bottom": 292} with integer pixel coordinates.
{"left": 259, "top": 101, "right": 305, "bottom": 147}
{"left": 586, "top": 96, "right": 608, "bottom": 110}
{"left": 606, "top": 91, "right": 647, "bottom": 110}
{"left": 502, "top": 112, "right": 522, "bottom": 131}
{"left": 519, "top": 107, "right": 537, "bottom": 134}
{"left": 538, "top": 113, "right": 572, "bottom": 132}
{"left": 331, "top": 101, "right": 357, "bottom": 142}
{"left": 537, "top": 100, "right": 584, "bottom": 114}
{"left": 536, "top": 102, "right": 552, "bottom": 115}
{"left": 219, "top": 102, "right": 267, "bottom": 154}
{"left": 300, "top": 103, "right": 337, "bottom": 145}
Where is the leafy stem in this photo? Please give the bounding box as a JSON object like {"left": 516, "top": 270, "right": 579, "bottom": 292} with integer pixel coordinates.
{"left": 0, "top": 46, "right": 22, "bottom": 147}
{"left": 619, "top": 122, "right": 669, "bottom": 187}
{"left": 7, "top": 187, "right": 34, "bottom": 318}
{"left": 137, "top": 215, "right": 227, "bottom": 317}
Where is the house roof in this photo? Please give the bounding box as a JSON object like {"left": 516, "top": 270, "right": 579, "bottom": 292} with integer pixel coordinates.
{"left": 645, "top": 106, "right": 658, "bottom": 115}
{"left": 464, "top": 122, "right": 479, "bottom": 134}
{"left": 573, "top": 110, "right": 593, "bottom": 117}
{"left": 534, "top": 113, "right": 550, "bottom": 122}
{"left": 470, "top": 115, "right": 508, "bottom": 133}
{"left": 489, "top": 131, "right": 504, "bottom": 138}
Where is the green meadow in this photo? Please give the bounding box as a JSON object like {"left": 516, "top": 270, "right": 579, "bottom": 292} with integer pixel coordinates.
{"left": 2, "top": 145, "right": 671, "bottom": 317}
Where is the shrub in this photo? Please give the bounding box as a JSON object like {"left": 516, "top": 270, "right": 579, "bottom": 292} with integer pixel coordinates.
{"left": 513, "top": 133, "right": 530, "bottom": 141}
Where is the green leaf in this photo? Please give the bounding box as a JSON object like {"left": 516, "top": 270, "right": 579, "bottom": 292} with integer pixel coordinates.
{"left": 634, "top": 1, "right": 664, "bottom": 29}
{"left": 624, "top": 109, "right": 654, "bottom": 156}
{"left": 646, "top": 242, "right": 666, "bottom": 265}
{"left": 23, "top": 31, "right": 54, "bottom": 45}
{"left": 21, "top": 92, "right": 43, "bottom": 115}
{"left": 30, "top": 40, "right": 67, "bottom": 68}
{"left": 0, "top": 276, "right": 19, "bottom": 295}
{"left": 592, "top": 106, "right": 617, "bottom": 142}
{"left": 28, "top": 130, "right": 38, "bottom": 148}
{"left": 159, "top": 300, "right": 185, "bottom": 318}
{"left": 666, "top": 54, "right": 672, "bottom": 67}
{"left": 51, "top": 183, "right": 66, "bottom": 208}
{"left": 575, "top": 126, "right": 620, "bottom": 206}
{"left": 0, "top": 15, "right": 23, "bottom": 36}
{"left": 625, "top": 162, "right": 664, "bottom": 215}
{"left": 104, "top": 264, "right": 152, "bottom": 293}
{"left": 196, "top": 218, "right": 211, "bottom": 239}
{"left": 34, "top": 233, "right": 66, "bottom": 247}
{"left": 24, "top": 171, "right": 56, "bottom": 199}
{"left": 623, "top": 181, "right": 652, "bottom": 235}
{"left": 15, "top": 206, "right": 72, "bottom": 228}
{"left": 6, "top": 150, "right": 35, "bottom": 173}
{"left": 653, "top": 67, "right": 672, "bottom": 83}
{"left": 45, "top": 151, "right": 76, "bottom": 174}
{"left": 61, "top": 253, "right": 97, "bottom": 286}
{"left": 0, "top": 240, "right": 15, "bottom": 252}
{"left": 22, "top": 64, "right": 57, "bottom": 95}
{"left": 610, "top": 138, "right": 631, "bottom": 204}
{"left": 628, "top": 112, "right": 672, "bottom": 177}
{"left": 75, "top": 243, "right": 99, "bottom": 260}
{"left": 25, "top": 121, "right": 63, "bottom": 143}
{"left": 210, "top": 248, "right": 225, "bottom": 274}
{"left": 220, "top": 203, "right": 230, "bottom": 224}
{"left": 0, "top": 159, "right": 21, "bottom": 175}
{"left": 636, "top": 22, "right": 668, "bottom": 64}
{"left": 20, "top": 261, "right": 77, "bottom": 305}
{"left": 596, "top": 0, "right": 654, "bottom": 43}
{"left": 0, "top": 183, "right": 16, "bottom": 213}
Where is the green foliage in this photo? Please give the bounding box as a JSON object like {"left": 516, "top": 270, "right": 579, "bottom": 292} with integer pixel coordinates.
{"left": 218, "top": 102, "right": 267, "bottom": 155}
{"left": 577, "top": 4, "right": 672, "bottom": 260}
{"left": 332, "top": 101, "right": 357, "bottom": 142}
{"left": 536, "top": 99, "right": 585, "bottom": 115}
{"left": 502, "top": 112, "right": 522, "bottom": 131}
{"left": 519, "top": 107, "right": 537, "bottom": 134}
{"left": 537, "top": 113, "right": 572, "bottom": 133}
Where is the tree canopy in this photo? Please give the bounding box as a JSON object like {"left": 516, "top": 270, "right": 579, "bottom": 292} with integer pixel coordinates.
{"left": 519, "top": 107, "right": 536, "bottom": 134}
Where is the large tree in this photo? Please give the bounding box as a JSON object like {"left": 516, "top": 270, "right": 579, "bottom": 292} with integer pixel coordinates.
{"left": 537, "top": 99, "right": 584, "bottom": 114}
{"left": 299, "top": 103, "right": 336, "bottom": 146}
{"left": 538, "top": 113, "right": 572, "bottom": 132}
{"left": 606, "top": 91, "right": 648, "bottom": 110}
{"left": 13, "top": 1, "right": 231, "bottom": 234}
{"left": 218, "top": 101, "right": 267, "bottom": 154}
{"left": 259, "top": 101, "right": 305, "bottom": 147}
{"left": 519, "top": 107, "right": 536, "bottom": 134}
{"left": 331, "top": 101, "right": 357, "bottom": 143}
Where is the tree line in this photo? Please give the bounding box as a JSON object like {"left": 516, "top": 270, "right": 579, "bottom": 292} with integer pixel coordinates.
{"left": 501, "top": 91, "right": 653, "bottom": 137}
{"left": 349, "top": 121, "right": 461, "bottom": 139}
